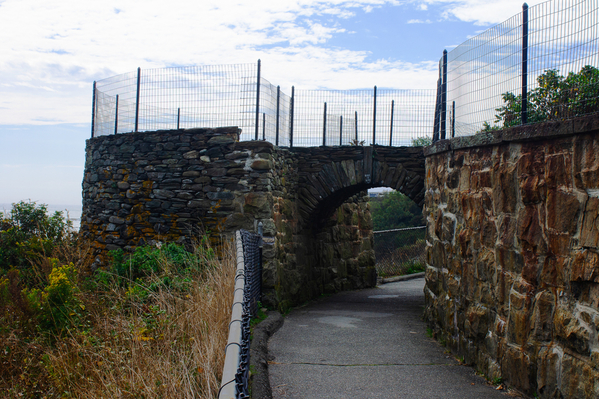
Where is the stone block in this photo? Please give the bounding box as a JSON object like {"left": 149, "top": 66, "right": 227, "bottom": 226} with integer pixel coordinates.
{"left": 530, "top": 290, "right": 555, "bottom": 342}
{"left": 546, "top": 189, "right": 580, "bottom": 234}
{"left": 545, "top": 153, "right": 572, "bottom": 189}
{"left": 571, "top": 249, "right": 599, "bottom": 283}
{"left": 244, "top": 192, "right": 272, "bottom": 219}
{"left": 501, "top": 346, "right": 532, "bottom": 393}
{"left": 492, "top": 162, "right": 518, "bottom": 214}
{"left": 517, "top": 205, "right": 547, "bottom": 254}
{"left": 464, "top": 304, "right": 490, "bottom": 339}
{"left": 559, "top": 352, "right": 598, "bottom": 399}
{"left": 580, "top": 197, "right": 599, "bottom": 248}
{"left": 250, "top": 159, "right": 273, "bottom": 170}
{"left": 554, "top": 302, "right": 590, "bottom": 354}
{"left": 153, "top": 189, "right": 175, "bottom": 199}
{"left": 207, "top": 135, "right": 236, "bottom": 145}
{"left": 183, "top": 150, "right": 199, "bottom": 159}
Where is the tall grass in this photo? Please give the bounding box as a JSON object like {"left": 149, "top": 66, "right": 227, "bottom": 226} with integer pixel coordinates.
{"left": 1, "top": 201, "right": 235, "bottom": 398}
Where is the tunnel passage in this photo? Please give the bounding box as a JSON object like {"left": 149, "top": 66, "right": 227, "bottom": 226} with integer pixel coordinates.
{"left": 271, "top": 145, "right": 426, "bottom": 309}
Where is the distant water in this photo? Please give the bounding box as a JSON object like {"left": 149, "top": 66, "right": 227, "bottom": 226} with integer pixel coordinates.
{"left": 0, "top": 203, "right": 82, "bottom": 231}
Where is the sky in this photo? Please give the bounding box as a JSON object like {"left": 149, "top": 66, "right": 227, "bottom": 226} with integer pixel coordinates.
{"left": 0, "top": 0, "right": 548, "bottom": 208}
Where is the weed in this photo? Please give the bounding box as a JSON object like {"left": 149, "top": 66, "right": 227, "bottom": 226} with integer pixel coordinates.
{"left": 250, "top": 302, "right": 268, "bottom": 328}
{"left": 426, "top": 327, "right": 433, "bottom": 338}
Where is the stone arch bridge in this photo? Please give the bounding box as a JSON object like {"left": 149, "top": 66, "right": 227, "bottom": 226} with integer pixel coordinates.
{"left": 81, "top": 127, "right": 425, "bottom": 308}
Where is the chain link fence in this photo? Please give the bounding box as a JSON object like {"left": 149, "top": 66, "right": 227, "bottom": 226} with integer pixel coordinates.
{"left": 433, "top": 0, "right": 599, "bottom": 140}
{"left": 373, "top": 226, "right": 426, "bottom": 278}
{"left": 92, "top": 61, "right": 435, "bottom": 147}
{"left": 219, "top": 229, "right": 262, "bottom": 399}
{"left": 292, "top": 88, "right": 435, "bottom": 147}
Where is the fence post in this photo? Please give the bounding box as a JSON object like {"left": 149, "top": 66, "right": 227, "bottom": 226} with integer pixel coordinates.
{"left": 276, "top": 85, "right": 280, "bottom": 146}
{"left": 322, "top": 102, "right": 327, "bottom": 146}
{"left": 522, "top": 3, "right": 529, "bottom": 125}
{"left": 255, "top": 60, "right": 261, "bottom": 140}
{"left": 441, "top": 50, "right": 447, "bottom": 140}
{"left": 389, "top": 99, "right": 394, "bottom": 146}
{"left": 91, "top": 81, "right": 96, "bottom": 138}
{"left": 339, "top": 115, "right": 343, "bottom": 146}
{"left": 114, "top": 95, "right": 119, "bottom": 135}
{"left": 177, "top": 108, "right": 180, "bottom": 130}
{"left": 355, "top": 111, "right": 358, "bottom": 142}
{"left": 373, "top": 86, "right": 377, "bottom": 145}
{"left": 262, "top": 113, "right": 266, "bottom": 141}
{"left": 135, "top": 67, "right": 141, "bottom": 133}
{"left": 432, "top": 65, "right": 441, "bottom": 142}
{"left": 290, "top": 86, "right": 294, "bottom": 148}
{"left": 257, "top": 223, "right": 263, "bottom": 306}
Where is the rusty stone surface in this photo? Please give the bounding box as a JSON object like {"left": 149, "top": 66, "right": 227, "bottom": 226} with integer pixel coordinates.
{"left": 424, "top": 115, "right": 599, "bottom": 398}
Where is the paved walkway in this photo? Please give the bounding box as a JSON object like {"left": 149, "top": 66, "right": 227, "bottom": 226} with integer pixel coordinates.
{"left": 268, "top": 278, "right": 519, "bottom": 399}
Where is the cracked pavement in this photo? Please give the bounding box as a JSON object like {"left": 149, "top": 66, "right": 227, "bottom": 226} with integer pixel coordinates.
{"left": 268, "top": 277, "right": 519, "bottom": 399}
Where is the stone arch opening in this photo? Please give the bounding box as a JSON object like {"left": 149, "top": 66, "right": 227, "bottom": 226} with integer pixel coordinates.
{"left": 274, "top": 145, "right": 426, "bottom": 309}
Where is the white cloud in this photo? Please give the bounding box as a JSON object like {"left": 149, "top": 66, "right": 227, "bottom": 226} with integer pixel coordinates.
{"left": 421, "top": 0, "right": 547, "bottom": 26}
{"left": 407, "top": 19, "right": 432, "bottom": 24}
{"left": 0, "top": 0, "right": 560, "bottom": 126}
{"left": 0, "top": 0, "right": 440, "bottom": 125}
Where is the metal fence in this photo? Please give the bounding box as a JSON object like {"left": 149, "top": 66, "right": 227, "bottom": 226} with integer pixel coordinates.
{"left": 433, "top": 0, "right": 599, "bottom": 140}
{"left": 373, "top": 226, "right": 426, "bottom": 278}
{"left": 219, "top": 228, "right": 263, "bottom": 399}
{"left": 92, "top": 61, "right": 435, "bottom": 147}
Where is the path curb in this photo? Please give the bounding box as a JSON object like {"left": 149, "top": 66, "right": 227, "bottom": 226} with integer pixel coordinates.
{"left": 379, "top": 272, "right": 425, "bottom": 284}
{"left": 250, "top": 311, "right": 284, "bottom": 399}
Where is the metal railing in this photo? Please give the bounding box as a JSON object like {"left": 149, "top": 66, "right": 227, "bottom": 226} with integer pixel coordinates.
{"left": 433, "top": 0, "right": 599, "bottom": 140}
{"left": 373, "top": 226, "right": 426, "bottom": 278}
{"left": 219, "top": 228, "right": 263, "bottom": 399}
{"left": 92, "top": 61, "right": 435, "bottom": 147}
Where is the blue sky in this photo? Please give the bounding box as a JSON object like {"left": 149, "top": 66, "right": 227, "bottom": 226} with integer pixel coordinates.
{"left": 0, "top": 0, "right": 547, "bottom": 207}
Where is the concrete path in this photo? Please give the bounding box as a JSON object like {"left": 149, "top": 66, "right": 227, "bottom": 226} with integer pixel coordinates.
{"left": 268, "top": 278, "right": 520, "bottom": 399}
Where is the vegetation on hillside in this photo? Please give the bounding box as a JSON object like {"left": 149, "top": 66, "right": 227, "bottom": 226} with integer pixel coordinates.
{"left": 482, "top": 65, "right": 599, "bottom": 131}
{"left": 369, "top": 191, "right": 426, "bottom": 277}
{"left": 370, "top": 190, "right": 424, "bottom": 231}
{"left": 1, "top": 200, "right": 233, "bottom": 398}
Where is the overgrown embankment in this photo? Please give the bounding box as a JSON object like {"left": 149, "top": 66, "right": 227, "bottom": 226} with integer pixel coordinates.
{"left": 1, "top": 200, "right": 233, "bottom": 398}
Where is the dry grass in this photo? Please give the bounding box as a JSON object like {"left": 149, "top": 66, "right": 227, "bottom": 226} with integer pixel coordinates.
{"left": 0, "top": 240, "right": 235, "bottom": 399}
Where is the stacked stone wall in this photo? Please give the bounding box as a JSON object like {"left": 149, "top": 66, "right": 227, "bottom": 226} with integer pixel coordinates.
{"left": 423, "top": 115, "right": 599, "bottom": 398}
{"left": 81, "top": 128, "right": 380, "bottom": 309}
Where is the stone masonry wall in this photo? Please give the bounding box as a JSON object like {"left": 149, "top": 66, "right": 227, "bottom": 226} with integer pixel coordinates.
{"left": 423, "top": 115, "right": 599, "bottom": 398}
{"left": 81, "top": 127, "right": 375, "bottom": 309}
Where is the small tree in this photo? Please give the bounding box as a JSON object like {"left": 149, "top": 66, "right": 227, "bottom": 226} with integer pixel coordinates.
{"left": 484, "top": 65, "right": 599, "bottom": 130}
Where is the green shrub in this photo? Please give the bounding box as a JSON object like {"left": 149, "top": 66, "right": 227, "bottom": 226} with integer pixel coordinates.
{"left": 23, "top": 259, "right": 81, "bottom": 334}
{"left": 0, "top": 201, "right": 73, "bottom": 282}
{"left": 100, "top": 242, "right": 215, "bottom": 304}
{"left": 482, "top": 65, "right": 599, "bottom": 131}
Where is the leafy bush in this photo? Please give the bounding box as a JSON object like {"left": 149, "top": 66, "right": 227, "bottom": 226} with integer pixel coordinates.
{"left": 483, "top": 65, "right": 599, "bottom": 131}
{"left": 0, "top": 200, "right": 73, "bottom": 280}
{"left": 23, "top": 260, "right": 81, "bottom": 333}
